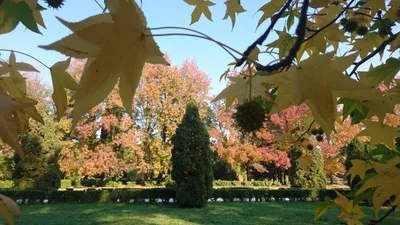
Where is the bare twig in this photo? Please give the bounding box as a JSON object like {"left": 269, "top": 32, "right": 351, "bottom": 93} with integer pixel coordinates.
{"left": 94, "top": 0, "right": 104, "bottom": 11}
{"left": 290, "top": 120, "right": 315, "bottom": 143}
{"left": 368, "top": 206, "right": 397, "bottom": 225}
{"left": 235, "top": 0, "right": 294, "bottom": 67}
{"left": 349, "top": 32, "right": 399, "bottom": 77}
{"left": 304, "top": 0, "right": 356, "bottom": 43}
{"left": 257, "top": 0, "right": 310, "bottom": 72}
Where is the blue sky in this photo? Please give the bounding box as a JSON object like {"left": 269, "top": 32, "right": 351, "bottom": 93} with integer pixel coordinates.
{"left": 0, "top": 0, "right": 394, "bottom": 96}
{"left": 1, "top": 0, "right": 279, "bottom": 96}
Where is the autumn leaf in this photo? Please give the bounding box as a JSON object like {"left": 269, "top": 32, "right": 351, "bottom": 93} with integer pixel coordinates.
{"left": 345, "top": 159, "right": 373, "bottom": 184}
{"left": 357, "top": 120, "right": 399, "bottom": 149}
{"left": 363, "top": 0, "right": 386, "bottom": 16}
{"left": 309, "top": 0, "right": 330, "bottom": 8}
{"left": 223, "top": 0, "right": 245, "bottom": 29}
{"left": 184, "top": 0, "right": 216, "bottom": 25}
{"left": 212, "top": 75, "right": 272, "bottom": 108}
{"left": 0, "top": 0, "right": 44, "bottom": 34}
{"left": 257, "top": 0, "right": 286, "bottom": 28}
{"left": 351, "top": 33, "right": 386, "bottom": 59}
{"left": 0, "top": 51, "right": 39, "bottom": 95}
{"left": 359, "top": 58, "right": 400, "bottom": 87}
{"left": 50, "top": 58, "right": 78, "bottom": 120}
{"left": 298, "top": 153, "right": 314, "bottom": 170}
{"left": 0, "top": 89, "right": 23, "bottom": 159}
{"left": 0, "top": 194, "right": 20, "bottom": 225}
{"left": 40, "top": 0, "right": 168, "bottom": 127}
{"left": 356, "top": 160, "right": 400, "bottom": 218}
{"left": 314, "top": 198, "right": 334, "bottom": 221}
{"left": 256, "top": 52, "right": 372, "bottom": 135}
{"left": 334, "top": 191, "right": 365, "bottom": 224}
{"left": 362, "top": 95, "right": 396, "bottom": 123}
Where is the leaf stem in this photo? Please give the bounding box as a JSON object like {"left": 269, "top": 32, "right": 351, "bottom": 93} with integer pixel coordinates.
{"left": 150, "top": 26, "right": 240, "bottom": 61}
{"left": 290, "top": 120, "right": 315, "bottom": 143}
{"left": 0, "top": 49, "right": 50, "bottom": 69}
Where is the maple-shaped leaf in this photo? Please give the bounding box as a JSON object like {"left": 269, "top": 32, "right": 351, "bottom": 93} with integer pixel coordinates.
{"left": 223, "top": 0, "right": 245, "bottom": 29}
{"left": 184, "top": 0, "right": 216, "bottom": 25}
{"left": 351, "top": 33, "right": 386, "bottom": 59}
{"left": 314, "top": 198, "right": 334, "bottom": 221}
{"left": 359, "top": 58, "right": 400, "bottom": 87}
{"left": 298, "top": 153, "right": 315, "bottom": 170}
{"left": 357, "top": 120, "right": 399, "bottom": 149}
{"left": 356, "top": 160, "right": 400, "bottom": 218}
{"left": 314, "top": 4, "right": 342, "bottom": 27}
{"left": 345, "top": 159, "right": 373, "bottom": 184}
{"left": 40, "top": 0, "right": 168, "bottom": 127}
{"left": 0, "top": 0, "right": 44, "bottom": 34}
{"left": 212, "top": 75, "right": 271, "bottom": 108}
{"left": 0, "top": 89, "right": 24, "bottom": 159}
{"left": 0, "top": 51, "right": 39, "bottom": 95}
{"left": 256, "top": 0, "right": 286, "bottom": 28}
{"left": 363, "top": 0, "right": 386, "bottom": 16}
{"left": 309, "top": 0, "right": 330, "bottom": 8}
{"left": 334, "top": 191, "right": 365, "bottom": 224}
{"left": 50, "top": 58, "right": 78, "bottom": 121}
{"left": 257, "top": 53, "right": 372, "bottom": 134}
{"left": 362, "top": 95, "right": 396, "bottom": 123}
{"left": 0, "top": 193, "right": 20, "bottom": 225}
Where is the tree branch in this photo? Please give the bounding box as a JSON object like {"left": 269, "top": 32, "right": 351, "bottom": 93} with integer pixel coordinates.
{"left": 368, "top": 206, "right": 397, "bottom": 225}
{"left": 235, "top": 0, "right": 294, "bottom": 67}
{"left": 257, "top": 0, "right": 310, "bottom": 72}
{"left": 349, "top": 32, "right": 399, "bottom": 78}
{"left": 303, "top": 0, "right": 356, "bottom": 43}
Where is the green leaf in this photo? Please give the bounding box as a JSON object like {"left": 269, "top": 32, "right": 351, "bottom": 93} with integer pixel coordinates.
{"left": 280, "top": 11, "right": 290, "bottom": 18}
{"left": 314, "top": 199, "right": 334, "bottom": 221}
{"left": 16, "top": 1, "right": 41, "bottom": 33}
{"left": 338, "top": 98, "right": 365, "bottom": 120}
{"left": 350, "top": 106, "right": 369, "bottom": 125}
{"left": 0, "top": 0, "right": 20, "bottom": 34}
{"left": 287, "top": 12, "right": 294, "bottom": 30}
{"left": 369, "top": 144, "right": 392, "bottom": 156}
{"left": 360, "top": 57, "right": 400, "bottom": 87}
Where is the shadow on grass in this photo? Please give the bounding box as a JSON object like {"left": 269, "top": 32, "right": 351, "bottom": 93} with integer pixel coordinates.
{"left": 10, "top": 202, "right": 400, "bottom": 225}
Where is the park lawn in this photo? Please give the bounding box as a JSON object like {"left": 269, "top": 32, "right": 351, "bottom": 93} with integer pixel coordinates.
{"left": 10, "top": 202, "right": 399, "bottom": 225}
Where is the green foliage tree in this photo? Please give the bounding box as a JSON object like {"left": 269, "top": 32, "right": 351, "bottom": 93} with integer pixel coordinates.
{"left": 171, "top": 99, "right": 213, "bottom": 208}
{"left": 342, "top": 137, "right": 371, "bottom": 188}
{"left": 289, "top": 147, "right": 327, "bottom": 189}
{"left": 13, "top": 110, "right": 62, "bottom": 189}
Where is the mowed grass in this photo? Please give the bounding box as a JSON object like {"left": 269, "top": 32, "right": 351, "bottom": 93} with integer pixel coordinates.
{"left": 9, "top": 202, "right": 400, "bottom": 225}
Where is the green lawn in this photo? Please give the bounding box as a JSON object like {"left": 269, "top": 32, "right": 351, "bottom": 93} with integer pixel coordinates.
{"left": 9, "top": 202, "right": 399, "bottom": 225}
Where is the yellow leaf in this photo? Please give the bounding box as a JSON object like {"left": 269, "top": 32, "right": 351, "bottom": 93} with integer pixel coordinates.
{"left": 389, "top": 34, "right": 400, "bottom": 52}
{"left": 0, "top": 90, "right": 23, "bottom": 159}
{"left": 0, "top": 51, "right": 38, "bottom": 95}
{"left": 33, "top": 10, "right": 46, "bottom": 28}
{"left": 363, "top": 0, "right": 386, "bottom": 16}
{"left": 345, "top": 159, "right": 372, "bottom": 184}
{"left": 184, "top": 0, "right": 216, "bottom": 25}
{"left": 363, "top": 95, "right": 396, "bottom": 123}
{"left": 298, "top": 153, "right": 314, "bottom": 170}
{"left": 357, "top": 120, "right": 399, "bottom": 149}
{"left": 334, "top": 191, "right": 365, "bottom": 224}
{"left": 309, "top": 0, "right": 330, "bottom": 8}
{"left": 305, "top": 30, "right": 327, "bottom": 53}
{"left": 351, "top": 33, "right": 386, "bottom": 59}
{"left": 314, "top": 4, "right": 342, "bottom": 27}
{"left": 356, "top": 161, "right": 400, "bottom": 218}
{"left": 212, "top": 75, "right": 271, "bottom": 108}
{"left": 49, "top": 58, "right": 78, "bottom": 121}
{"left": 256, "top": 0, "right": 286, "bottom": 28}
{"left": 40, "top": 0, "right": 168, "bottom": 126}
{"left": 223, "top": 0, "right": 245, "bottom": 29}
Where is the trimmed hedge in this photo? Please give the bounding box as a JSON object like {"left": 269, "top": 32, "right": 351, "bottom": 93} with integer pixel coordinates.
{"left": 212, "top": 180, "right": 281, "bottom": 187}
{"left": 0, "top": 188, "right": 350, "bottom": 204}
